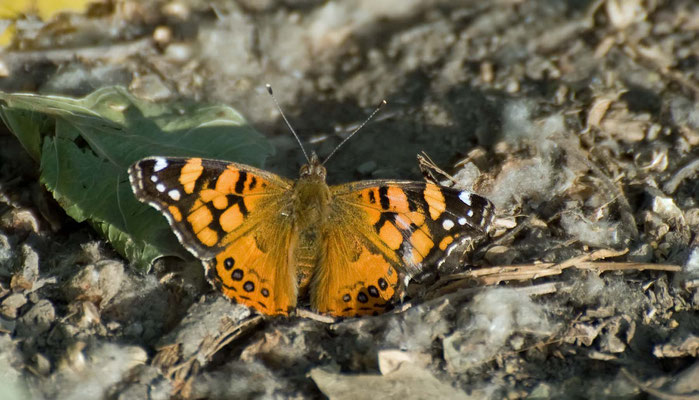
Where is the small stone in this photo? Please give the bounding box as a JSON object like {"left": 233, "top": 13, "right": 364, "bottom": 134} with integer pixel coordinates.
{"left": 63, "top": 260, "right": 124, "bottom": 306}
{"left": 452, "top": 162, "right": 481, "bottom": 190}
{"left": 33, "top": 353, "right": 51, "bottom": 376}
{"left": 16, "top": 299, "right": 55, "bottom": 337}
{"left": 0, "top": 293, "right": 27, "bottom": 319}
{"left": 628, "top": 243, "right": 653, "bottom": 263}
{"left": 0, "top": 209, "right": 40, "bottom": 233}
{"left": 601, "top": 334, "right": 626, "bottom": 353}
{"left": 669, "top": 360, "right": 699, "bottom": 394}
{"left": 11, "top": 244, "right": 39, "bottom": 291}
{"left": 129, "top": 74, "right": 173, "bottom": 102}
{"left": 80, "top": 242, "right": 103, "bottom": 264}
{"left": 153, "top": 26, "right": 172, "bottom": 46}
{"left": 27, "top": 292, "right": 41, "bottom": 304}
{"left": 57, "top": 341, "right": 87, "bottom": 373}
{"left": 105, "top": 321, "right": 120, "bottom": 332}
{"left": 21, "top": 244, "right": 39, "bottom": 283}
{"left": 124, "top": 322, "right": 144, "bottom": 337}
{"left": 685, "top": 248, "right": 699, "bottom": 279}
{"left": 505, "top": 78, "right": 520, "bottom": 93}
{"left": 68, "top": 301, "right": 102, "bottom": 329}
{"left": 117, "top": 384, "right": 150, "bottom": 400}
{"left": 377, "top": 350, "right": 429, "bottom": 375}
{"left": 162, "top": 1, "right": 190, "bottom": 19}
{"left": 165, "top": 43, "right": 193, "bottom": 62}
{"left": 529, "top": 383, "right": 552, "bottom": 399}
{"left": 484, "top": 245, "right": 518, "bottom": 265}
{"left": 0, "top": 59, "right": 8, "bottom": 78}
{"left": 652, "top": 195, "right": 683, "bottom": 221}
{"left": 653, "top": 334, "right": 699, "bottom": 358}
{"left": 685, "top": 208, "right": 699, "bottom": 229}
{"left": 509, "top": 335, "right": 525, "bottom": 351}
{"left": 0, "top": 316, "right": 16, "bottom": 333}
{"left": 0, "top": 232, "right": 11, "bottom": 268}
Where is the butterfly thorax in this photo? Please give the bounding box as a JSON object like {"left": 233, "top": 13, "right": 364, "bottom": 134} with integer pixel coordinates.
{"left": 292, "top": 156, "right": 331, "bottom": 228}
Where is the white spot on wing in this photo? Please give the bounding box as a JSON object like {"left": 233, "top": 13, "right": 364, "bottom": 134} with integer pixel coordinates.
{"left": 401, "top": 242, "right": 420, "bottom": 271}
{"left": 436, "top": 235, "right": 470, "bottom": 268}
{"left": 458, "top": 191, "right": 472, "bottom": 206}
{"left": 156, "top": 183, "right": 166, "bottom": 192}
{"left": 467, "top": 209, "right": 474, "bottom": 217}
{"left": 168, "top": 189, "right": 181, "bottom": 201}
{"left": 442, "top": 219, "right": 454, "bottom": 230}
{"left": 143, "top": 199, "right": 204, "bottom": 258}
{"left": 458, "top": 217, "right": 467, "bottom": 225}
{"left": 395, "top": 215, "right": 411, "bottom": 230}
{"left": 150, "top": 175, "right": 158, "bottom": 182}
{"left": 153, "top": 157, "right": 168, "bottom": 172}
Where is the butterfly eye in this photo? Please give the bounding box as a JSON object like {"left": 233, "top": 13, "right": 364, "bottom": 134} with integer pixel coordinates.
{"left": 300, "top": 165, "right": 310, "bottom": 176}
{"left": 316, "top": 165, "right": 327, "bottom": 180}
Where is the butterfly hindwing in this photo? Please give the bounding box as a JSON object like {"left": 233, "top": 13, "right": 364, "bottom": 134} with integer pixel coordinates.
{"left": 204, "top": 222, "right": 297, "bottom": 315}
{"left": 129, "top": 157, "right": 297, "bottom": 314}
{"left": 311, "top": 228, "right": 399, "bottom": 316}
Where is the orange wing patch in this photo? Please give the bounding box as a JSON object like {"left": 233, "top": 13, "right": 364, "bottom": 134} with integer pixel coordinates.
{"left": 341, "top": 184, "right": 440, "bottom": 271}
{"left": 167, "top": 205, "right": 183, "bottom": 222}
{"left": 423, "top": 183, "right": 445, "bottom": 220}
{"left": 438, "top": 235, "right": 454, "bottom": 250}
{"left": 191, "top": 165, "right": 273, "bottom": 236}
{"left": 179, "top": 158, "right": 203, "bottom": 194}
{"left": 379, "top": 222, "right": 403, "bottom": 250}
{"left": 407, "top": 225, "right": 433, "bottom": 264}
{"left": 312, "top": 229, "right": 399, "bottom": 317}
{"left": 205, "top": 229, "right": 296, "bottom": 315}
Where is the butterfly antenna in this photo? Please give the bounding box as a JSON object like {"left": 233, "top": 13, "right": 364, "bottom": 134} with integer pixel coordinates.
{"left": 322, "top": 99, "right": 387, "bottom": 166}
{"left": 266, "top": 84, "right": 310, "bottom": 163}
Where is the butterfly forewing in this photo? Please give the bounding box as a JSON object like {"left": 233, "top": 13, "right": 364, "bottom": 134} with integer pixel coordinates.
{"left": 129, "top": 157, "right": 297, "bottom": 314}
{"left": 332, "top": 180, "right": 494, "bottom": 267}
{"left": 310, "top": 180, "right": 494, "bottom": 315}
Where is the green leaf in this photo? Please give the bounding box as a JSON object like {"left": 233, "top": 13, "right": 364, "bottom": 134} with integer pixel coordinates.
{"left": 0, "top": 87, "right": 274, "bottom": 271}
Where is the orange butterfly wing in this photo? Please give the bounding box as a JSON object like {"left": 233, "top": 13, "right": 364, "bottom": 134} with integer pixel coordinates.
{"left": 129, "top": 157, "right": 297, "bottom": 315}
{"left": 311, "top": 181, "right": 494, "bottom": 316}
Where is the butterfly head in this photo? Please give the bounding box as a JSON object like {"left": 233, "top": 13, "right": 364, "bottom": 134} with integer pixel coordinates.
{"left": 299, "top": 152, "right": 327, "bottom": 182}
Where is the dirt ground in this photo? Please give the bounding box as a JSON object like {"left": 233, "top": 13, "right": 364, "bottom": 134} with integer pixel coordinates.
{"left": 0, "top": 1, "right": 698, "bottom": 399}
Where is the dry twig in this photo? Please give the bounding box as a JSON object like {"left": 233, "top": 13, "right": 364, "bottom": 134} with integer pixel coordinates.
{"left": 664, "top": 158, "right": 699, "bottom": 194}
{"left": 1, "top": 38, "right": 153, "bottom": 65}
{"left": 428, "top": 248, "right": 680, "bottom": 297}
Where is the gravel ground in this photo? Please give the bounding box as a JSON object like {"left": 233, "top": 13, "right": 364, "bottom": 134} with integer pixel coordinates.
{"left": 0, "top": 1, "right": 698, "bottom": 399}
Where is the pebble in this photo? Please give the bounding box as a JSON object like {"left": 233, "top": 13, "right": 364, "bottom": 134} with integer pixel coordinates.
{"left": 16, "top": 299, "right": 55, "bottom": 337}
{"left": 64, "top": 260, "right": 125, "bottom": 306}
{"left": 33, "top": 352, "right": 51, "bottom": 376}
{"left": 0, "top": 293, "right": 27, "bottom": 319}
{"left": 0, "top": 209, "right": 40, "bottom": 233}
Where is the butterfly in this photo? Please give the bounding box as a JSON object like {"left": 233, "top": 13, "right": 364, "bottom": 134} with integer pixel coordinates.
{"left": 128, "top": 91, "right": 494, "bottom": 317}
